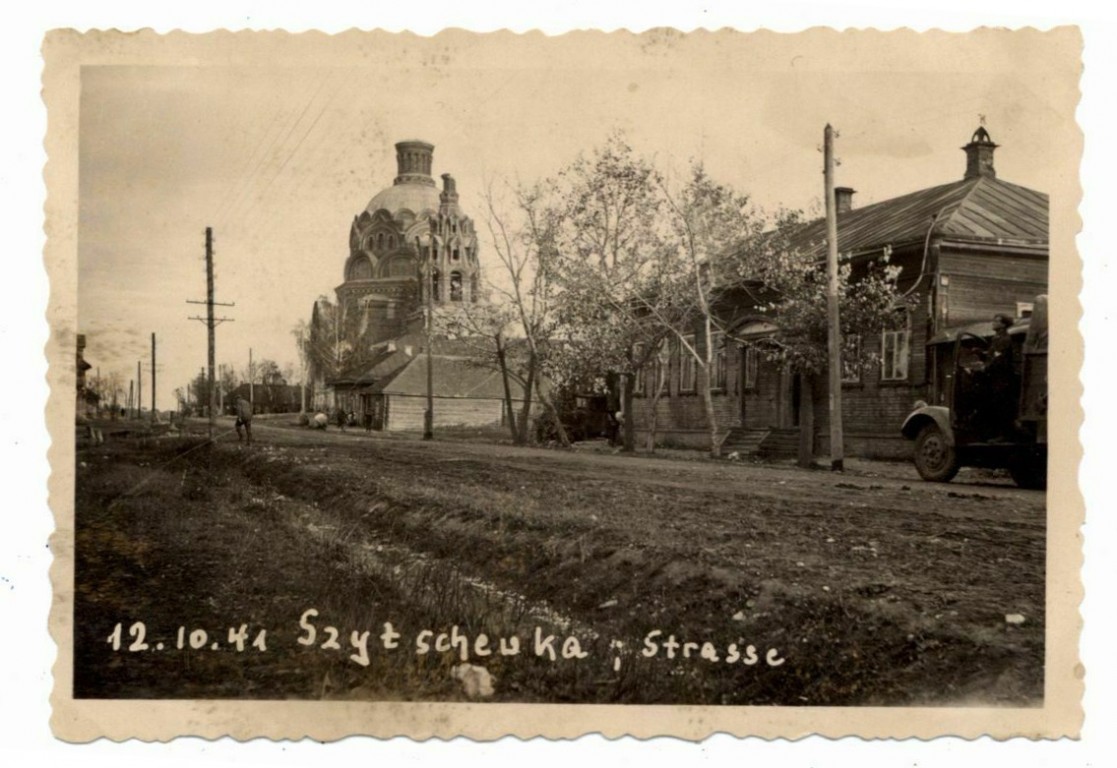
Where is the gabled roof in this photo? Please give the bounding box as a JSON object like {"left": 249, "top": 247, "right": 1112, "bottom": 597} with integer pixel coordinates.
{"left": 331, "top": 337, "right": 420, "bottom": 386}
{"left": 330, "top": 332, "right": 503, "bottom": 388}
{"left": 789, "top": 176, "right": 1048, "bottom": 259}
{"left": 380, "top": 355, "right": 524, "bottom": 400}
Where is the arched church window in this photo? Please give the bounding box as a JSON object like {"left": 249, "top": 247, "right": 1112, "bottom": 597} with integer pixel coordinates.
{"left": 388, "top": 235, "right": 396, "bottom": 250}
{"left": 450, "top": 271, "right": 463, "bottom": 302}
{"left": 470, "top": 273, "right": 479, "bottom": 303}
{"left": 452, "top": 248, "right": 460, "bottom": 262}
{"left": 431, "top": 270, "right": 441, "bottom": 302}
{"left": 377, "top": 232, "right": 385, "bottom": 250}
{"left": 348, "top": 255, "right": 373, "bottom": 281}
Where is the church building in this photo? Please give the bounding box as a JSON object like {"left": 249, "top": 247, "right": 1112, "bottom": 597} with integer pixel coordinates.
{"left": 307, "top": 140, "right": 522, "bottom": 431}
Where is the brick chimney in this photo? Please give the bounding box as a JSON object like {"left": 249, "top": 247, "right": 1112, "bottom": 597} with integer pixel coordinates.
{"left": 394, "top": 140, "right": 435, "bottom": 187}
{"left": 962, "top": 126, "right": 998, "bottom": 180}
{"left": 835, "top": 186, "right": 856, "bottom": 214}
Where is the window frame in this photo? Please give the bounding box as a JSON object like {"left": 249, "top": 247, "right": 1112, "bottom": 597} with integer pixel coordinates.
{"left": 743, "top": 345, "right": 759, "bottom": 391}
{"left": 880, "top": 327, "right": 911, "bottom": 382}
{"left": 633, "top": 343, "right": 646, "bottom": 396}
{"left": 711, "top": 331, "right": 727, "bottom": 391}
{"left": 655, "top": 340, "right": 670, "bottom": 396}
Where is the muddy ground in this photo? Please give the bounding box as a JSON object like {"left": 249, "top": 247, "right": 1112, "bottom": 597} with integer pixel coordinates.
{"left": 72, "top": 418, "right": 1045, "bottom": 705}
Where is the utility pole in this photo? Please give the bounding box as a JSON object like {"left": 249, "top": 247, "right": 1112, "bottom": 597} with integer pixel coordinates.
{"left": 188, "top": 227, "right": 235, "bottom": 439}
{"left": 249, "top": 347, "right": 254, "bottom": 406}
{"left": 128, "top": 380, "right": 134, "bottom": 419}
{"left": 824, "top": 124, "right": 845, "bottom": 472}
{"left": 136, "top": 361, "right": 142, "bottom": 420}
{"left": 151, "top": 334, "right": 156, "bottom": 423}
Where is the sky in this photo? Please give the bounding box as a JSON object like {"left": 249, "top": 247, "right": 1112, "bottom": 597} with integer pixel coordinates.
{"left": 75, "top": 28, "right": 1081, "bottom": 410}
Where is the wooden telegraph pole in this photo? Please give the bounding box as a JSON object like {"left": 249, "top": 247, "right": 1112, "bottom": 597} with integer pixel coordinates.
{"left": 188, "top": 227, "right": 235, "bottom": 439}
{"left": 824, "top": 124, "right": 845, "bottom": 472}
{"left": 136, "top": 360, "right": 142, "bottom": 420}
{"left": 151, "top": 334, "right": 156, "bottom": 423}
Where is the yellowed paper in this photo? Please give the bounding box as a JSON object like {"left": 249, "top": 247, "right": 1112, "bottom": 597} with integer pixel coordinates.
{"left": 44, "top": 27, "right": 1083, "bottom": 742}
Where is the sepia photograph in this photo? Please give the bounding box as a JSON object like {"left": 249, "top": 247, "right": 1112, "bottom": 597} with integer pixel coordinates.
{"left": 39, "top": 22, "right": 1085, "bottom": 744}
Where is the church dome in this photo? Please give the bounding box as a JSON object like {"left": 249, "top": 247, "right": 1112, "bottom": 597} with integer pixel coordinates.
{"left": 364, "top": 140, "right": 441, "bottom": 218}
{"left": 364, "top": 181, "right": 442, "bottom": 219}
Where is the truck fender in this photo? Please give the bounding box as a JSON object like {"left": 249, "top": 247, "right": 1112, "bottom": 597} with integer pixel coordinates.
{"left": 901, "top": 405, "right": 954, "bottom": 445}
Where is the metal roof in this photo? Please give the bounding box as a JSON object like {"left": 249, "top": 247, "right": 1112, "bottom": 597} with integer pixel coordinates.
{"left": 788, "top": 176, "right": 1048, "bottom": 259}
{"left": 380, "top": 355, "right": 525, "bottom": 399}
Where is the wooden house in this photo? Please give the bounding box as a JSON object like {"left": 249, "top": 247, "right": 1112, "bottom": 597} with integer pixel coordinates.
{"left": 631, "top": 127, "right": 1049, "bottom": 459}
{"left": 328, "top": 331, "right": 526, "bottom": 432}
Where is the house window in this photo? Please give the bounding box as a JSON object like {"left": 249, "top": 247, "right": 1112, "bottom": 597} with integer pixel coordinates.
{"left": 710, "top": 332, "right": 726, "bottom": 391}
{"left": 633, "top": 343, "right": 646, "bottom": 395}
{"left": 680, "top": 334, "right": 697, "bottom": 393}
{"left": 450, "top": 271, "right": 463, "bottom": 302}
{"left": 881, "top": 329, "right": 911, "bottom": 381}
{"left": 841, "top": 334, "right": 862, "bottom": 383}
{"left": 1016, "top": 302, "right": 1034, "bottom": 319}
{"left": 743, "top": 346, "right": 759, "bottom": 390}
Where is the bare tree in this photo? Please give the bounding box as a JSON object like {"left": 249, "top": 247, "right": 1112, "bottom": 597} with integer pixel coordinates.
{"left": 478, "top": 179, "right": 572, "bottom": 446}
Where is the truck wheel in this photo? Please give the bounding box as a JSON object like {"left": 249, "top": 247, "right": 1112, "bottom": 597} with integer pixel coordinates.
{"left": 913, "top": 423, "right": 959, "bottom": 482}
{"left": 1009, "top": 452, "right": 1047, "bottom": 490}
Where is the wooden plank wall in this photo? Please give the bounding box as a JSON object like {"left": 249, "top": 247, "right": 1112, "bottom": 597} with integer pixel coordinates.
{"left": 939, "top": 250, "right": 1048, "bottom": 326}
{"left": 386, "top": 395, "right": 512, "bottom": 431}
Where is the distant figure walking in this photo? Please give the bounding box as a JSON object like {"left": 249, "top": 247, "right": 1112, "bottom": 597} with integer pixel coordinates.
{"left": 335, "top": 406, "right": 347, "bottom": 432}
{"left": 235, "top": 395, "right": 253, "bottom": 445}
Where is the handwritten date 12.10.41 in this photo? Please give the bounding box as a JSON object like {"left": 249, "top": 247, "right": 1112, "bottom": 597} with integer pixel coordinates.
{"left": 106, "top": 622, "right": 268, "bottom": 653}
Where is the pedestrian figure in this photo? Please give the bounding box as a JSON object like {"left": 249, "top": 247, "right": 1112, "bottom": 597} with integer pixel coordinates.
{"left": 606, "top": 409, "right": 621, "bottom": 447}
{"left": 982, "top": 313, "right": 1017, "bottom": 440}
{"left": 235, "top": 395, "right": 253, "bottom": 445}
{"left": 364, "top": 411, "right": 373, "bottom": 433}
{"left": 335, "top": 406, "right": 347, "bottom": 432}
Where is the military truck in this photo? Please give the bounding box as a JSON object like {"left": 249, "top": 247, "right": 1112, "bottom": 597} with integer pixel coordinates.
{"left": 900, "top": 296, "right": 1048, "bottom": 489}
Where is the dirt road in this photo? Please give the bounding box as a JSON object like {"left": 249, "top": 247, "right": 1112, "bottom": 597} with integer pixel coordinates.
{"left": 251, "top": 417, "right": 1042, "bottom": 512}
{"left": 73, "top": 422, "right": 1045, "bottom": 705}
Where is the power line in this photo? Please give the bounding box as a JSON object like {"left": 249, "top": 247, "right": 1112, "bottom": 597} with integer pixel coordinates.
{"left": 218, "top": 73, "right": 337, "bottom": 231}
{"left": 231, "top": 76, "right": 349, "bottom": 238}
{"left": 210, "top": 100, "right": 294, "bottom": 226}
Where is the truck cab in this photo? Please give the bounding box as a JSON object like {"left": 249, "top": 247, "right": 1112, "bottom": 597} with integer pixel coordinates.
{"left": 900, "top": 296, "right": 1048, "bottom": 489}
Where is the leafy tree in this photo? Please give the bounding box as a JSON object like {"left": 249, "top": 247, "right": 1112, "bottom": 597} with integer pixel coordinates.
{"left": 218, "top": 365, "right": 239, "bottom": 404}
{"left": 746, "top": 237, "right": 914, "bottom": 466}
{"left": 544, "top": 134, "right": 675, "bottom": 451}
